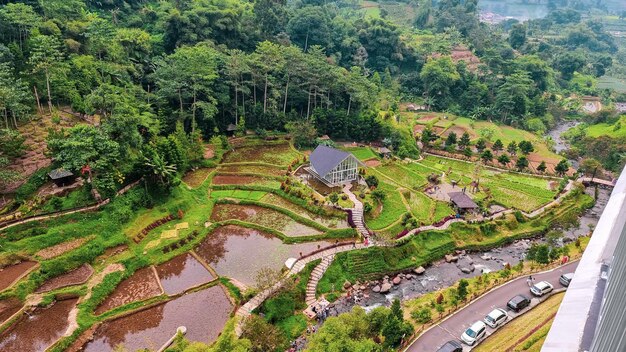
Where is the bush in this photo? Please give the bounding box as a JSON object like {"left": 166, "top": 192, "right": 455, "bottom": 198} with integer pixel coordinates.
{"left": 263, "top": 293, "right": 296, "bottom": 323}
{"left": 412, "top": 307, "right": 432, "bottom": 324}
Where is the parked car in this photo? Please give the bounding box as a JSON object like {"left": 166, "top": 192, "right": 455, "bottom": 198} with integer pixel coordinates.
{"left": 560, "top": 273, "right": 574, "bottom": 287}
{"left": 507, "top": 294, "right": 531, "bottom": 312}
{"left": 484, "top": 308, "right": 509, "bottom": 328}
{"left": 461, "top": 321, "right": 487, "bottom": 345}
{"left": 436, "top": 340, "right": 463, "bottom": 352}
{"left": 531, "top": 281, "right": 554, "bottom": 297}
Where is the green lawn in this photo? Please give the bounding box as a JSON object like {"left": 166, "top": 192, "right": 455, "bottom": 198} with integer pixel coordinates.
{"left": 340, "top": 146, "right": 378, "bottom": 161}
{"left": 585, "top": 116, "right": 626, "bottom": 138}
{"left": 374, "top": 163, "right": 428, "bottom": 189}
{"left": 365, "top": 182, "right": 408, "bottom": 230}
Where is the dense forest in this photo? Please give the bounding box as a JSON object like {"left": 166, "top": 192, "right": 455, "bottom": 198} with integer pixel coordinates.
{"left": 0, "top": 0, "right": 624, "bottom": 196}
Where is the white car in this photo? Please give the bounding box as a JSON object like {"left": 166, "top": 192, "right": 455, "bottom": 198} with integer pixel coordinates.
{"left": 484, "top": 308, "right": 508, "bottom": 328}
{"left": 530, "top": 281, "right": 554, "bottom": 297}
{"left": 461, "top": 321, "right": 487, "bottom": 345}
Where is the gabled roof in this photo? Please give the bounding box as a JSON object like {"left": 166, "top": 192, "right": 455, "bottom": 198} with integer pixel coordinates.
{"left": 310, "top": 145, "right": 354, "bottom": 177}
{"left": 448, "top": 191, "right": 478, "bottom": 209}
{"left": 48, "top": 168, "right": 73, "bottom": 180}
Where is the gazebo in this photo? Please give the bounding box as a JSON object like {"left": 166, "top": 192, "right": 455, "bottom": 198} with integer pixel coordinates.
{"left": 448, "top": 191, "right": 478, "bottom": 214}
{"left": 378, "top": 147, "right": 392, "bottom": 159}
{"left": 48, "top": 168, "right": 76, "bottom": 187}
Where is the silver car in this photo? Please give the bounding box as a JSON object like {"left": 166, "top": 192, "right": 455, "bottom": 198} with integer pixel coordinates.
{"left": 484, "top": 308, "right": 508, "bottom": 328}
{"left": 530, "top": 281, "right": 554, "bottom": 297}
{"left": 560, "top": 273, "right": 574, "bottom": 287}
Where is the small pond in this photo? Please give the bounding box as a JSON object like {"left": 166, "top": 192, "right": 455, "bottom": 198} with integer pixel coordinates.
{"left": 83, "top": 285, "right": 232, "bottom": 352}
{"left": 195, "top": 225, "right": 330, "bottom": 286}
{"left": 155, "top": 253, "right": 214, "bottom": 295}
{"left": 0, "top": 298, "right": 78, "bottom": 352}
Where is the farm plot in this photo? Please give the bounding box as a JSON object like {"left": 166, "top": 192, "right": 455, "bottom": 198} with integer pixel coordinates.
{"left": 260, "top": 193, "right": 349, "bottom": 229}
{"left": 374, "top": 163, "right": 428, "bottom": 189}
{"left": 339, "top": 146, "right": 377, "bottom": 161}
{"left": 210, "top": 203, "right": 323, "bottom": 237}
{"left": 402, "top": 190, "right": 454, "bottom": 225}
{"left": 212, "top": 174, "right": 282, "bottom": 189}
{"left": 221, "top": 141, "right": 300, "bottom": 166}
{"left": 218, "top": 164, "right": 286, "bottom": 176}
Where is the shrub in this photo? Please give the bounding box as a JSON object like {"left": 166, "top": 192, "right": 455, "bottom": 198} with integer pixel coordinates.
{"left": 412, "top": 307, "right": 432, "bottom": 324}
{"left": 263, "top": 293, "right": 296, "bottom": 324}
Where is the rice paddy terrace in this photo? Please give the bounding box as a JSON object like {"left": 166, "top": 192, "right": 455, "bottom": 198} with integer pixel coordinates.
{"left": 0, "top": 136, "right": 580, "bottom": 351}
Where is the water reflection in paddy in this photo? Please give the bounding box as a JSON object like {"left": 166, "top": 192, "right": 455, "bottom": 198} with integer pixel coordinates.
{"left": 0, "top": 298, "right": 78, "bottom": 352}
{"left": 195, "top": 225, "right": 330, "bottom": 286}
{"left": 84, "top": 285, "right": 232, "bottom": 352}
{"left": 155, "top": 253, "right": 214, "bottom": 295}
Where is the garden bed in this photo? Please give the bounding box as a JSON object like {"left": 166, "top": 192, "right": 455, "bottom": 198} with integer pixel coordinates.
{"left": 36, "top": 263, "right": 94, "bottom": 293}
{"left": 36, "top": 237, "right": 92, "bottom": 260}
{"left": 155, "top": 253, "right": 215, "bottom": 295}
{"left": 221, "top": 142, "right": 300, "bottom": 166}
{"left": 182, "top": 167, "right": 214, "bottom": 188}
{"left": 0, "top": 261, "right": 38, "bottom": 291}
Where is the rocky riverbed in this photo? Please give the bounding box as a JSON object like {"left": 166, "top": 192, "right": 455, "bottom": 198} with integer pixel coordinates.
{"left": 324, "top": 185, "right": 610, "bottom": 317}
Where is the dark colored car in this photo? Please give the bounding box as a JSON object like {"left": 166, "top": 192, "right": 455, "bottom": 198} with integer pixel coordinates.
{"left": 507, "top": 294, "right": 531, "bottom": 312}
{"left": 436, "top": 340, "right": 463, "bottom": 352}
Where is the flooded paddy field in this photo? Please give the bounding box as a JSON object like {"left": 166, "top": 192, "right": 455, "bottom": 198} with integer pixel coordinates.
{"left": 83, "top": 285, "right": 232, "bottom": 352}
{"left": 195, "top": 225, "right": 330, "bottom": 286}
{"left": 155, "top": 253, "right": 215, "bottom": 295}
{"left": 0, "top": 261, "right": 37, "bottom": 291}
{"left": 0, "top": 298, "right": 78, "bottom": 352}
{"left": 95, "top": 267, "right": 162, "bottom": 315}
{"left": 211, "top": 203, "right": 322, "bottom": 237}
{"left": 0, "top": 298, "right": 22, "bottom": 325}
{"left": 36, "top": 264, "right": 93, "bottom": 293}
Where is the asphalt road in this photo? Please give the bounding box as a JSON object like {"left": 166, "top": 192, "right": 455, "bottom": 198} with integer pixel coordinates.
{"left": 404, "top": 261, "right": 579, "bottom": 352}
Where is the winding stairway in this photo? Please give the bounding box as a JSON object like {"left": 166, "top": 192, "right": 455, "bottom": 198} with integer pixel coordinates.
{"left": 305, "top": 254, "right": 335, "bottom": 306}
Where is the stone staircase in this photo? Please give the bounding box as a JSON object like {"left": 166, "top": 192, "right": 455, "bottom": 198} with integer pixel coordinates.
{"left": 351, "top": 208, "right": 369, "bottom": 237}
{"left": 305, "top": 254, "right": 335, "bottom": 306}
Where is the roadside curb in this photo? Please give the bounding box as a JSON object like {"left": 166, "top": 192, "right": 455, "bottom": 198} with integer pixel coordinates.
{"left": 402, "top": 260, "right": 579, "bottom": 351}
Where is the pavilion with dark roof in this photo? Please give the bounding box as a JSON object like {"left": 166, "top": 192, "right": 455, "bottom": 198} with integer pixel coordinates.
{"left": 48, "top": 168, "right": 76, "bottom": 187}
{"left": 306, "top": 145, "right": 364, "bottom": 187}
{"left": 448, "top": 191, "right": 479, "bottom": 213}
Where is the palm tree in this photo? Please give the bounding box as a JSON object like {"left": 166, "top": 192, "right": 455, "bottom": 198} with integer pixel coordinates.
{"left": 144, "top": 154, "right": 177, "bottom": 188}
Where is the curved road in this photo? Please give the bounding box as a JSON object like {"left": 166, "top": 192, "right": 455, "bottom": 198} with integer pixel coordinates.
{"left": 405, "top": 261, "right": 579, "bottom": 352}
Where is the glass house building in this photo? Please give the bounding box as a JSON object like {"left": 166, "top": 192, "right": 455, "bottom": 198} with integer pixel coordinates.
{"left": 307, "top": 145, "right": 363, "bottom": 187}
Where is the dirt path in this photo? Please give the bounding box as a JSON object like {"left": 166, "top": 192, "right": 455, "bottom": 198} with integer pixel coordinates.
{"left": 83, "top": 263, "right": 125, "bottom": 301}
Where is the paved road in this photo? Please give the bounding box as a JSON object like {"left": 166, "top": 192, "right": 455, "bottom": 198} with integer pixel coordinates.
{"left": 405, "top": 261, "right": 579, "bottom": 352}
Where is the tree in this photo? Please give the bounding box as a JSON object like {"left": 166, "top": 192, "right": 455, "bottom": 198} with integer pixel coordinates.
{"left": 285, "top": 120, "right": 317, "bottom": 149}
{"left": 494, "top": 72, "right": 534, "bottom": 123}
{"left": 536, "top": 244, "right": 550, "bottom": 264}
{"left": 365, "top": 175, "right": 379, "bottom": 188}
{"left": 458, "top": 132, "right": 471, "bottom": 148}
{"left": 0, "top": 157, "right": 19, "bottom": 187}
{"left": 371, "top": 189, "right": 386, "bottom": 204}
{"left": 143, "top": 150, "right": 177, "bottom": 190}
{"left": 537, "top": 161, "right": 547, "bottom": 173}
{"left": 516, "top": 156, "right": 529, "bottom": 171}
{"left": 445, "top": 132, "right": 457, "bottom": 146}
{"left": 0, "top": 63, "right": 32, "bottom": 127}
{"left": 555, "top": 159, "right": 569, "bottom": 176}
{"left": 329, "top": 192, "right": 339, "bottom": 205}
{"left": 46, "top": 125, "right": 120, "bottom": 194}
{"left": 241, "top": 315, "right": 287, "bottom": 352}
{"left": 507, "top": 141, "right": 517, "bottom": 155}
{"left": 28, "top": 35, "right": 65, "bottom": 114}
{"left": 421, "top": 128, "right": 435, "bottom": 147}
{"left": 492, "top": 139, "right": 503, "bottom": 152}
{"left": 476, "top": 138, "right": 486, "bottom": 152}
{"left": 0, "top": 129, "right": 26, "bottom": 159}
{"left": 481, "top": 149, "right": 493, "bottom": 163}
{"left": 306, "top": 307, "right": 379, "bottom": 352}
{"left": 153, "top": 43, "right": 220, "bottom": 130}
{"left": 497, "top": 154, "right": 510, "bottom": 167}
{"left": 518, "top": 140, "right": 534, "bottom": 155}
{"left": 509, "top": 23, "right": 527, "bottom": 49}
{"left": 579, "top": 158, "right": 602, "bottom": 176}
{"left": 420, "top": 56, "right": 460, "bottom": 110}
{"left": 456, "top": 279, "right": 469, "bottom": 301}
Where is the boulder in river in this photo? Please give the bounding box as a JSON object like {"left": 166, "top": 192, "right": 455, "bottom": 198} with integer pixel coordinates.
{"left": 372, "top": 285, "right": 381, "bottom": 293}
{"left": 460, "top": 267, "right": 472, "bottom": 274}
{"left": 392, "top": 276, "right": 402, "bottom": 285}
{"left": 445, "top": 254, "right": 459, "bottom": 263}
{"left": 414, "top": 266, "right": 426, "bottom": 275}
{"left": 380, "top": 282, "right": 392, "bottom": 293}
